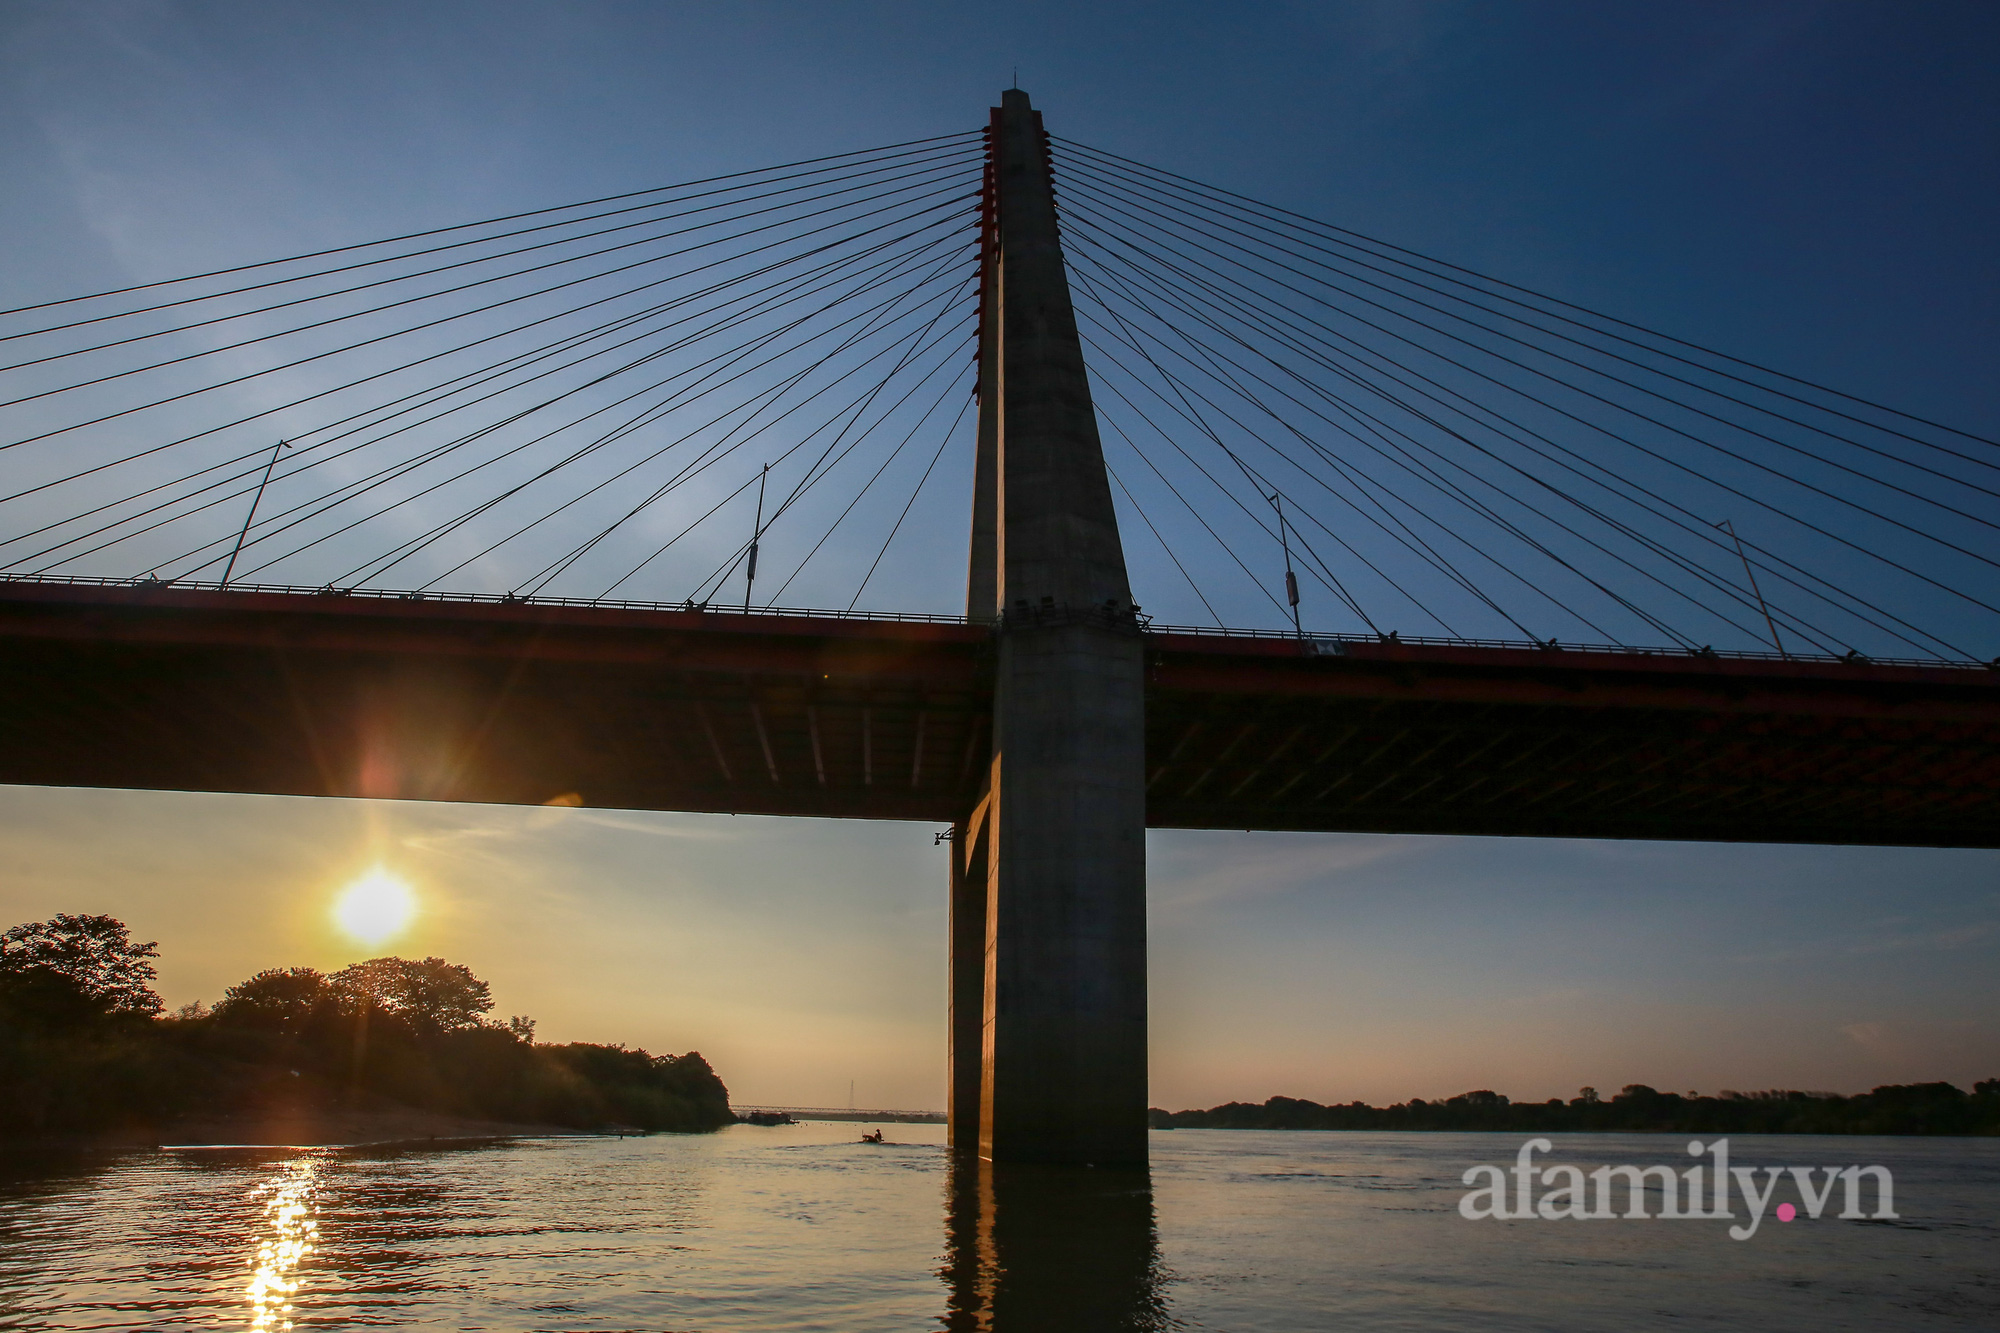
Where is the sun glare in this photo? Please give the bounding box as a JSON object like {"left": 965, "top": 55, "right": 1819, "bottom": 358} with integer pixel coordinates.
{"left": 333, "top": 870, "right": 417, "bottom": 946}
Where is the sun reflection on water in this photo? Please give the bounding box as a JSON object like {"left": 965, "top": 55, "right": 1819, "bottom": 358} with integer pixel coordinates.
{"left": 245, "top": 1157, "right": 321, "bottom": 1331}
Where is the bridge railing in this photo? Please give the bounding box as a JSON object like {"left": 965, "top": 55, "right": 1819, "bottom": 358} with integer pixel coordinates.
{"left": 1143, "top": 620, "right": 1995, "bottom": 673}
{"left": 2, "top": 573, "right": 1989, "bottom": 671}
{"left": 0, "top": 572, "right": 977, "bottom": 626}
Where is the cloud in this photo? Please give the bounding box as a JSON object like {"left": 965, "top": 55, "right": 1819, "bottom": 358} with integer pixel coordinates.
{"left": 1730, "top": 919, "right": 2000, "bottom": 965}
{"left": 1841, "top": 1021, "right": 1890, "bottom": 1051}
{"left": 396, "top": 824, "right": 518, "bottom": 852}
{"left": 572, "top": 812, "right": 742, "bottom": 841}
{"left": 1151, "top": 834, "right": 1418, "bottom": 911}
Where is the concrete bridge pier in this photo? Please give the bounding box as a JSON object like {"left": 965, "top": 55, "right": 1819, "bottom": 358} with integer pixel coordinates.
{"left": 949, "top": 88, "right": 1149, "bottom": 1168}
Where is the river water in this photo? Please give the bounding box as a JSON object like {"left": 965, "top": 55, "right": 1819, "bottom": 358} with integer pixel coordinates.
{"left": 1, "top": 1124, "right": 1994, "bottom": 1330}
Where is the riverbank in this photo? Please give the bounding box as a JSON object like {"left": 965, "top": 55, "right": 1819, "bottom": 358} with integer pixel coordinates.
{"left": 1151, "top": 1080, "right": 2000, "bottom": 1135}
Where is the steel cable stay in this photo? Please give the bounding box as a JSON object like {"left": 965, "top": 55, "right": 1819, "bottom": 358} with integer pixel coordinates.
{"left": 1083, "top": 378, "right": 1301, "bottom": 626}
{"left": 226, "top": 244, "right": 977, "bottom": 590}
{"left": 766, "top": 351, "right": 978, "bottom": 607}
{"left": 0, "top": 164, "right": 983, "bottom": 426}
{"left": 11, "top": 215, "right": 975, "bottom": 579}
{"left": 511, "top": 292, "right": 978, "bottom": 599}
{"left": 622, "top": 300, "right": 979, "bottom": 606}
{"left": 1101, "top": 412, "right": 1337, "bottom": 630}
{"left": 314, "top": 232, "right": 980, "bottom": 587}
{"left": 1061, "top": 139, "right": 2000, "bottom": 487}
{"left": 1103, "top": 254, "right": 1881, "bottom": 661}
{"left": 1066, "top": 263, "right": 1395, "bottom": 635}
{"left": 0, "top": 149, "right": 983, "bottom": 388}
{"left": 580, "top": 328, "right": 968, "bottom": 608}
{"left": 1103, "top": 460, "right": 1227, "bottom": 628}
{"left": 1133, "top": 334, "right": 1537, "bottom": 640}
{"left": 1080, "top": 235, "right": 1904, "bottom": 660}
{"left": 767, "top": 385, "right": 957, "bottom": 606}
{"left": 1079, "top": 246, "right": 1526, "bottom": 637}
{"left": 0, "top": 122, "right": 1982, "bottom": 662}
{"left": 7, "top": 219, "right": 971, "bottom": 574}
{"left": 0, "top": 181, "right": 980, "bottom": 487}
{"left": 400, "top": 253, "right": 980, "bottom": 594}
{"left": 1057, "top": 169, "right": 2000, "bottom": 561}
{"left": 1073, "top": 253, "right": 1503, "bottom": 641}
{"left": 1054, "top": 171, "right": 2000, "bottom": 573}
{"left": 673, "top": 338, "right": 975, "bottom": 610}
{"left": 400, "top": 265, "right": 979, "bottom": 596}
{"left": 1133, "top": 310, "right": 1799, "bottom": 653}
{"left": 1082, "top": 314, "right": 1636, "bottom": 644}
{"left": 0, "top": 130, "right": 984, "bottom": 321}
{"left": 1087, "top": 349, "right": 1322, "bottom": 619}
{"left": 0, "top": 244, "right": 976, "bottom": 572}
{"left": 230, "top": 277, "right": 967, "bottom": 591}
{"left": 1057, "top": 148, "right": 2000, "bottom": 489}
{"left": 1062, "top": 215, "right": 1963, "bottom": 657}
{"left": 0, "top": 189, "right": 976, "bottom": 539}
{"left": 0, "top": 176, "right": 984, "bottom": 470}
{"left": 1055, "top": 189, "right": 1998, "bottom": 644}
{"left": 516, "top": 263, "right": 980, "bottom": 599}
{"left": 1064, "top": 274, "right": 2000, "bottom": 648}
{"left": 1067, "top": 202, "right": 1766, "bottom": 643}
{"left": 0, "top": 138, "right": 985, "bottom": 355}
{"left": 1084, "top": 283, "right": 1730, "bottom": 654}
{"left": 136, "top": 226, "right": 965, "bottom": 564}
{"left": 1053, "top": 135, "right": 2000, "bottom": 455}
{"left": 1080, "top": 256, "right": 1516, "bottom": 641}
{"left": 1078, "top": 231, "right": 1984, "bottom": 661}
{"left": 846, "top": 389, "right": 975, "bottom": 612}
{"left": 97, "top": 225, "right": 972, "bottom": 586}
{"left": 730, "top": 264, "right": 978, "bottom": 549}
{"left": 3, "top": 219, "right": 976, "bottom": 586}
{"left": 1073, "top": 276, "right": 1641, "bottom": 643}
{"left": 1066, "top": 234, "right": 1873, "bottom": 657}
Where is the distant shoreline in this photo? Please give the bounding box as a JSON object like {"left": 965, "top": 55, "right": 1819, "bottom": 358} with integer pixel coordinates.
{"left": 1151, "top": 1081, "right": 2000, "bottom": 1137}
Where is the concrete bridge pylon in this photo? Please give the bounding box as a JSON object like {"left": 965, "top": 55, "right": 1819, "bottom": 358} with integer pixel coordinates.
{"left": 950, "top": 89, "right": 1150, "bottom": 1167}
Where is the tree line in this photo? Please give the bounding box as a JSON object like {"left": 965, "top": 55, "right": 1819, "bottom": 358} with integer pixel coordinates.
{"left": 1151, "top": 1080, "right": 2000, "bottom": 1135}
{"left": 0, "top": 913, "right": 732, "bottom": 1141}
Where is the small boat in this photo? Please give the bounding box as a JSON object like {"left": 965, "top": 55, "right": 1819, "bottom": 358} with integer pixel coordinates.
{"left": 860, "top": 1129, "right": 886, "bottom": 1143}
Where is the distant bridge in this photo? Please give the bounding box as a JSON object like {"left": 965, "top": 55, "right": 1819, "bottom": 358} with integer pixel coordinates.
{"left": 733, "top": 1105, "right": 946, "bottom": 1123}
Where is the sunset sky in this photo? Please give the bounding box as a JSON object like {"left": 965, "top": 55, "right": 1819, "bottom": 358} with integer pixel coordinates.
{"left": 2, "top": 1, "right": 1995, "bottom": 1110}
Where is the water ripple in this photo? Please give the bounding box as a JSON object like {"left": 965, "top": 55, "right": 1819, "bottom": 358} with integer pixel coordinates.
{"left": 0, "top": 1127, "right": 1994, "bottom": 1330}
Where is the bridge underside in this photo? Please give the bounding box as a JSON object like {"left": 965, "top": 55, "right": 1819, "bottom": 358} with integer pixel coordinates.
{"left": 0, "top": 582, "right": 1994, "bottom": 848}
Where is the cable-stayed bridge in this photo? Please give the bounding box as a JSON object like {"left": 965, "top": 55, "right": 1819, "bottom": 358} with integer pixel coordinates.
{"left": 1, "top": 91, "right": 1995, "bottom": 1166}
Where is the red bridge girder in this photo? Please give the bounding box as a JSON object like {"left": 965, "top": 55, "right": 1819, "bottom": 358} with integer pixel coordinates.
{"left": 0, "top": 581, "right": 1993, "bottom": 847}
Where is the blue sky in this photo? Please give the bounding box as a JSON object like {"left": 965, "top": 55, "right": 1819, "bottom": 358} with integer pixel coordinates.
{"left": 1, "top": 1, "right": 1994, "bottom": 1109}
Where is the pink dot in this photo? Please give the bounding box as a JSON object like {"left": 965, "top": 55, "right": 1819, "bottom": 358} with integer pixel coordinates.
{"left": 1777, "top": 1203, "right": 1797, "bottom": 1222}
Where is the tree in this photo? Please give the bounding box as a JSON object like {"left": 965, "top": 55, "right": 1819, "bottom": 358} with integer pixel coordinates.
{"left": 329, "top": 956, "right": 493, "bottom": 1034}
{"left": 212, "top": 967, "right": 331, "bottom": 1035}
{"left": 0, "top": 914, "right": 163, "bottom": 1026}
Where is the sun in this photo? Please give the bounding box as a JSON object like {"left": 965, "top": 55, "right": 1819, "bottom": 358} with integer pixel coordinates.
{"left": 332, "top": 870, "right": 417, "bottom": 947}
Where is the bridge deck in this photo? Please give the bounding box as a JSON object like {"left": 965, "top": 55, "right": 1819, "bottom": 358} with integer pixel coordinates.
{"left": 0, "top": 581, "right": 1993, "bottom": 847}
